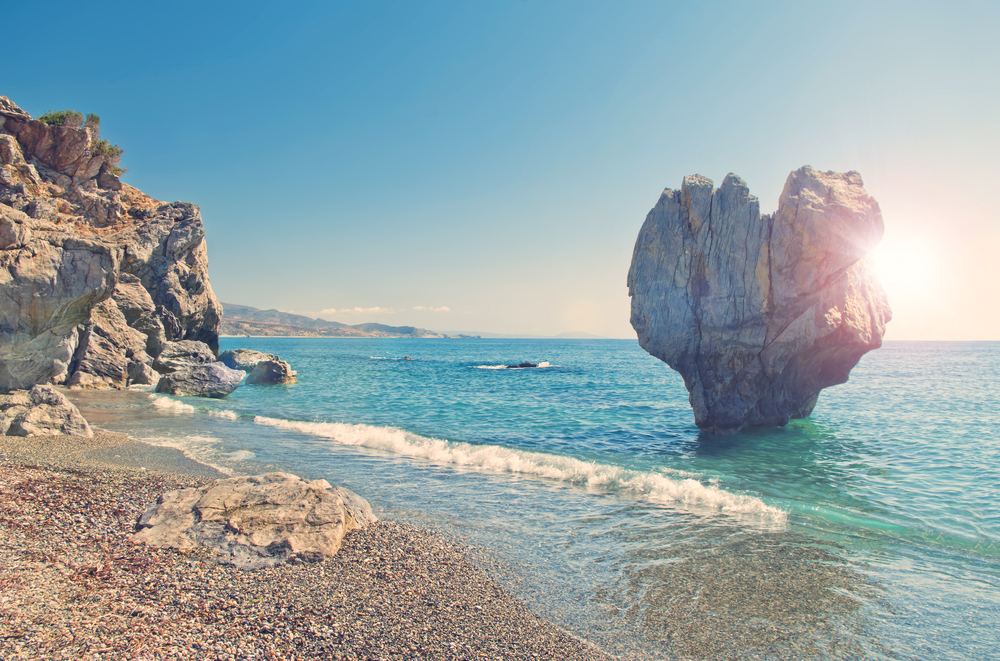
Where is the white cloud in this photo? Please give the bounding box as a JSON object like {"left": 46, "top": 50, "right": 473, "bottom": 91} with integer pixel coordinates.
{"left": 413, "top": 306, "right": 451, "bottom": 312}
{"left": 322, "top": 306, "right": 395, "bottom": 315}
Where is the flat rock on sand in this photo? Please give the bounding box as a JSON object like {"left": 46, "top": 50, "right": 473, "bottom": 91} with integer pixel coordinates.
{"left": 0, "top": 434, "right": 611, "bottom": 661}
{"left": 134, "top": 473, "right": 376, "bottom": 569}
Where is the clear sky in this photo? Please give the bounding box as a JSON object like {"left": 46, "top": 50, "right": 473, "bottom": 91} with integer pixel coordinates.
{"left": 6, "top": 0, "right": 998, "bottom": 339}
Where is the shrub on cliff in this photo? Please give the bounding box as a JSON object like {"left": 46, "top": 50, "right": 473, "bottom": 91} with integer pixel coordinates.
{"left": 38, "top": 109, "right": 84, "bottom": 127}
{"left": 89, "top": 138, "right": 123, "bottom": 159}
{"left": 37, "top": 108, "right": 125, "bottom": 173}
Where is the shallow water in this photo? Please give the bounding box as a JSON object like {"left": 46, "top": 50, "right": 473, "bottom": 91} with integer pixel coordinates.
{"left": 70, "top": 339, "right": 1000, "bottom": 659}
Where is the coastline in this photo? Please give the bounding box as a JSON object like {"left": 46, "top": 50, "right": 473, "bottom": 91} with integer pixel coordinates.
{"left": 0, "top": 431, "right": 612, "bottom": 660}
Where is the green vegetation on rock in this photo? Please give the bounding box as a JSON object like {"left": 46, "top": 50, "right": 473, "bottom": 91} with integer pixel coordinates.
{"left": 38, "top": 109, "right": 84, "bottom": 127}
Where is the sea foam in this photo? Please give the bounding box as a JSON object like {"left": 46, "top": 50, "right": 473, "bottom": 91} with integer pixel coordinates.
{"left": 149, "top": 395, "right": 195, "bottom": 414}
{"left": 253, "top": 416, "right": 785, "bottom": 523}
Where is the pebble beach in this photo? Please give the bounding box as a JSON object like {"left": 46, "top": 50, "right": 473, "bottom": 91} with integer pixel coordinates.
{"left": 0, "top": 431, "right": 612, "bottom": 661}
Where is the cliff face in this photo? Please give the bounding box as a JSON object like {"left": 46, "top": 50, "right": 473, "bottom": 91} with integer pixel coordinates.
{"left": 0, "top": 96, "right": 221, "bottom": 390}
{"left": 628, "top": 166, "right": 891, "bottom": 434}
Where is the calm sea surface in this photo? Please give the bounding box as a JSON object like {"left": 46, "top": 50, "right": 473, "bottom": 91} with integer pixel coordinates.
{"left": 71, "top": 339, "right": 1000, "bottom": 660}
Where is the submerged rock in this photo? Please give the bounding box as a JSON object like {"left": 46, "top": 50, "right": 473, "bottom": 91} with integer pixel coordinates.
{"left": 506, "top": 362, "right": 538, "bottom": 369}
{"left": 154, "top": 362, "right": 245, "bottom": 398}
{"left": 0, "top": 384, "right": 92, "bottom": 437}
{"left": 219, "top": 348, "right": 278, "bottom": 373}
{"left": 133, "top": 472, "right": 376, "bottom": 569}
{"left": 245, "top": 359, "right": 297, "bottom": 385}
{"left": 628, "top": 166, "right": 891, "bottom": 434}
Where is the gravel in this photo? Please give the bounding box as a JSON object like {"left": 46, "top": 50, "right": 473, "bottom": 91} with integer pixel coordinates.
{"left": 0, "top": 433, "right": 613, "bottom": 661}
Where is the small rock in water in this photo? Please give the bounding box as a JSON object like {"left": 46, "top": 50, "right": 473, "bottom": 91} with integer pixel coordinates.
{"left": 246, "top": 359, "right": 296, "bottom": 385}
{"left": 154, "top": 362, "right": 245, "bottom": 398}
{"left": 153, "top": 340, "right": 217, "bottom": 374}
{"left": 219, "top": 348, "right": 279, "bottom": 373}
{"left": 506, "top": 362, "right": 538, "bottom": 369}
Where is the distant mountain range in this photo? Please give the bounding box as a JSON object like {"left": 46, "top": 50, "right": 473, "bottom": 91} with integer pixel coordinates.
{"left": 220, "top": 303, "right": 609, "bottom": 339}
{"left": 219, "top": 303, "right": 447, "bottom": 338}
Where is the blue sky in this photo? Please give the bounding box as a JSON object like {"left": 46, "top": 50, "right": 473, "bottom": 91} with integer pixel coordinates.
{"left": 7, "top": 0, "right": 998, "bottom": 338}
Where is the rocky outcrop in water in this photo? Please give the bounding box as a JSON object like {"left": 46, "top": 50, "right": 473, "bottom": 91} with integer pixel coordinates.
{"left": 152, "top": 340, "right": 217, "bottom": 374}
{"left": 628, "top": 166, "right": 891, "bottom": 434}
{"left": 155, "top": 362, "right": 245, "bottom": 398}
{"left": 219, "top": 349, "right": 278, "bottom": 373}
{"left": 133, "top": 473, "right": 376, "bottom": 569}
{"left": 0, "top": 384, "right": 92, "bottom": 436}
{"left": 246, "top": 359, "right": 297, "bottom": 385}
{"left": 0, "top": 96, "right": 221, "bottom": 391}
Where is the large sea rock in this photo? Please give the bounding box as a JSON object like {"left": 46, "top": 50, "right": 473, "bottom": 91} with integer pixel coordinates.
{"left": 628, "top": 166, "right": 891, "bottom": 434}
{"left": 133, "top": 473, "right": 377, "bottom": 569}
{"left": 0, "top": 96, "right": 221, "bottom": 390}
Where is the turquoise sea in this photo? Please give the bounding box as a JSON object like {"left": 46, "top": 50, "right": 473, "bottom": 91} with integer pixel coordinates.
{"left": 72, "top": 339, "right": 1000, "bottom": 660}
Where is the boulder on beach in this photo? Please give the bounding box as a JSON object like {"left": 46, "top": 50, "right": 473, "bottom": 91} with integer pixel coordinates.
{"left": 153, "top": 340, "right": 217, "bottom": 374}
{"left": 245, "top": 359, "right": 297, "bottom": 385}
{"left": 627, "top": 166, "right": 891, "bottom": 434}
{"left": 133, "top": 472, "right": 377, "bottom": 569}
{"left": 154, "top": 362, "right": 245, "bottom": 398}
{"left": 219, "top": 348, "right": 278, "bottom": 373}
{"left": 0, "top": 384, "right": 92, "bottom": 437}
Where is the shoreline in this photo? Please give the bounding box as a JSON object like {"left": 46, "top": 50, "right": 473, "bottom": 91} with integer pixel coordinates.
{"left": 0, "top": 432, "right": 612, "bottom": 660}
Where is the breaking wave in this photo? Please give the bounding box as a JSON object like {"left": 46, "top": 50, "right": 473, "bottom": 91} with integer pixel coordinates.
{"left": 149, "top": 395, "right": 195, "bottom": 414}
{"left": 148, "top": 395, "right": 239, "bottom": 421}
{"left": 252, "top": 416, "right": 785, "bottom": 524}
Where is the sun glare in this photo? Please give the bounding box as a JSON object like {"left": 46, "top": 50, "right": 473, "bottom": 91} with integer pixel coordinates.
{"left": 867, "top": 239, "right": 940, "bottom": 303}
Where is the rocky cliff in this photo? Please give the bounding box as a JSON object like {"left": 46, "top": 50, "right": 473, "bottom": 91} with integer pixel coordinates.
{"left": 628, "top": 166, "right": 891, "bottom": 434}
{"left": 0, "top": 96, "right": 221, "bottom": 390}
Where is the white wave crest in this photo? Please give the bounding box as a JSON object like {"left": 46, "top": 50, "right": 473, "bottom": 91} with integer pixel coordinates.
{"left": 474, "top": 361, "right": 556, "bottom": 370}
{"left": 149, "top": 395, "right": 195, "bottom": 415}
{"left": 210, "top": 409, "right": 239, "bottom": 420}
{"left": 252, "top": 416, "right": 785, "bottom": 523}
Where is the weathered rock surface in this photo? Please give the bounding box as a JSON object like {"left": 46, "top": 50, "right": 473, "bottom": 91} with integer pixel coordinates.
{"left": 628, "top": 166, "right": 891, "bottom": 434}
{"left": 0, "top": 384, "right": 92, "bottom": 436}
{"left": 153, "top": 340, "right": 217, "bottom": 374}
{"left": 246, "top": 359, "right": 297, "bottom": 385}
{"left": 133, "top": 472, "right": 376, "bottom": 569}
{"left": 154, "top": 362, "right": 245, "bottom": 398}
{"left": 219, "top": 348, "right": 278, "bottom": 373}
{"left": 0, "top": 96, "right": 222, "bottom": 391}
